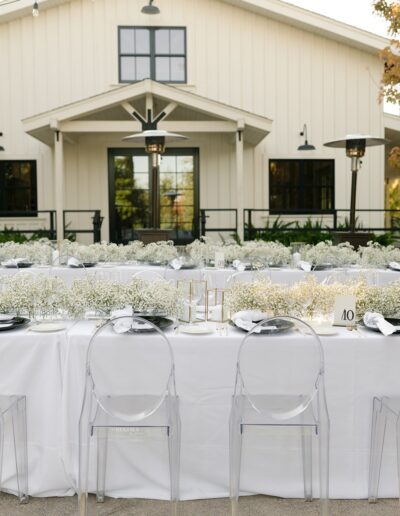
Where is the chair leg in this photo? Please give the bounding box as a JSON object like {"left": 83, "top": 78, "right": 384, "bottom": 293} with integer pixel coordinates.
{"left": 168, "top": 412, "right": 181, "bottom": 516}
{"left": 96, "top": 427, "right": 108, "bottom": 503}
{"left": 229, "top": 414, "right": 242, "bottom": 516}
{"left": 11, "top": 397, "right": 28, "bottom": 503}
{"left": 78, "top": 422, "right": 91, "bottom": 516}
{"left": 301, "top": 426, "right": 313, "bottom": 501}
{"left": 318, "top": 406, "right": 329, "bottom": 516}
{"left": 0, "top": 414, "right": 4, "bottom": 494}
{"left": 368, "top": 397, "right": 387, "bottom": 503}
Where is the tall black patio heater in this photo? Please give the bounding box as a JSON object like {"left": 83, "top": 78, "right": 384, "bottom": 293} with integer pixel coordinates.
{"left": 324, "top": 134, "right": 389, "bottom": 246}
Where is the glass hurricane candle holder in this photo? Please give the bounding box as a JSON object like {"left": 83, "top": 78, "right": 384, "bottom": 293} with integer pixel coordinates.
{"left": 177, "top": 279, "right": 207, "bottom": 323}
{"left": 206, "top": 288, "right": 230, "bottom": 335}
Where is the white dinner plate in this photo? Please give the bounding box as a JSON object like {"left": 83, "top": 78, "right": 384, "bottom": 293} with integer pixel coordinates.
{"left": 30, "top": 323, "right": 66, "bottom": 333}
{"left": 310, "top": 324, "right": 338, "bottom": 336}
{"left": 179, "top": 324, "right": 214, "bottom": 335}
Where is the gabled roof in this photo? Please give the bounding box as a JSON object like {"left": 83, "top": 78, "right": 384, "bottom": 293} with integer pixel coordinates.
{"left": 222, "top": 0, "right": 388, "bottom": 55}
{"left": 22, "top": 79, "right": 273, "bottom": 145}
{"left": 0, "top": 0, "right": 388, "bottom": 54}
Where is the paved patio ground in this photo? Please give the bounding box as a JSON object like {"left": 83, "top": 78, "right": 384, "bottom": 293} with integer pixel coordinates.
{"left": 0, "top": 494, "right": 398, "bottom": 516}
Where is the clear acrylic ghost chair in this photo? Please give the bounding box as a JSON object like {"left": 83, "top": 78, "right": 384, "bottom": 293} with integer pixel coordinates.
{"left": 78, "top": 315, "right": 180, "bottom": 516}
{"left": 131, "top": 270, "right": 165, "bottom": 281}
{"left": 0, "top": 395, "right": 28, "bottom": 503}
{"left": 227, "top": 270, "right": 271, "bottom": 287}
{"left": 229, "top": 316, "right": 330, "bottom": 516}
{"left": 368, "top": 396, "right": 400, "bottom": 503}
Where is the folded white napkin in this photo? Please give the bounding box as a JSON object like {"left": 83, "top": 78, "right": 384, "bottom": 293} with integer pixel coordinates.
{"left": 232, "top": 260, "right": 246, "bottom": 272}
{"left": 389, "top": 261, "right": 400, "bottom": 271}
{"left": 110, "top": 307, "right": 154, "bottom": 334}
{"left": 67, "top": 257, "right": 81, "bottom": 267}
{"left": 299, "top": 261, "right": 312, "bottom": 272}
{"left": 231, "top": 310, "right": 271, "bottom": 333}
{"left": 170, "top": 257, "right": 183, "bottom": 270}
{"left": 110, "top": 306, "right": 134, "bottom": 334}
{"left": 363, "top": 312, "right": 398, "bottom": 336}
{"left": 2, "top": 258, "right": 29, "bottom": 267}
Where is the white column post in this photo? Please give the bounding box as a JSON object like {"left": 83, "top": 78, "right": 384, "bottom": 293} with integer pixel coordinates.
{"left": 54, "top": 130, "right": 64, "bottom": 242}
{"left": 236, "top": 120, "right": 245, "bottom": 242}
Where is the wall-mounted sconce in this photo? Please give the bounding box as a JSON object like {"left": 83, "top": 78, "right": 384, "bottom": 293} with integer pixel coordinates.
{"left": 141, "top": 0, "right": 159, "bottom": 14}
{"left": 298, "top": 124, "right": 315, "bottom": 151}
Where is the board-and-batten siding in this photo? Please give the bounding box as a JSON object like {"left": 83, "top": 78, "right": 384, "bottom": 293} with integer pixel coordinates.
{"left": 0, "top": 0, "right": 385, "bottom": 240}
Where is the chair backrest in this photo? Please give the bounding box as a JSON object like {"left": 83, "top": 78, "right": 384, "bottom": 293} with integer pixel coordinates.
{"left": 227, "top": 270, "right": 271, "bottom": 286}
{"left": 85, "top": 315, "right": 176, "bottom": 423}
{"left": 132, "top": 269, "right": 165, "bottom": 281}
{"left": 235, "top": 315, "right": 326, "bottom": 421}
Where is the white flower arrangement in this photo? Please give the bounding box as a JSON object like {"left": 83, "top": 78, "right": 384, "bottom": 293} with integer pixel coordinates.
{"left": 0, "top": 240, "right": 53, "bottom": 265}
{"left": 241, "top": 241, "right": 291, "bottom": 266}
{"left": 359, "top": 241, "right": 400, "bottom": 267}
{"left": 0, "top": 273, "right": 67, "bottom": 317}
{"left": 135, "top": 241, "right": 178, "bottom": 263}
{"left": 228, "top": 276, "right": 400, "bottom": 320}
{"left": 124, "top": 278, "right": 182, "bottom": 315}
{"left": 303, "top": 241, "right": 359, "bottom": 267}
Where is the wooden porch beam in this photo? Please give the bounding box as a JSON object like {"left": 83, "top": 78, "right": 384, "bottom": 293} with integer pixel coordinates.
{"left": 59, "top": 120, "right": 237, "bottom": 133}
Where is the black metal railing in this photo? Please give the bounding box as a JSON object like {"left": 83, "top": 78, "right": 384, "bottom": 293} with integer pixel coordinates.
{"left": 0, "top": 210, "right": 56, "bottom": 240}
{"left": 63, "top": 210, "right": 104, "bottom": 242}
{"left": 244, "top": 208, "right": 400, "bottom": 240}
{"left": 200, "top": 209, "right": 238, "bottom": 237}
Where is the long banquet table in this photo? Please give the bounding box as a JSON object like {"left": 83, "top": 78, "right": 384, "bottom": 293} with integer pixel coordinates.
{"left": 1, "top": 321, "right": 400, "bottom": 500}
{"left": 0, "top": 264, "right": 399, "bottom": 288}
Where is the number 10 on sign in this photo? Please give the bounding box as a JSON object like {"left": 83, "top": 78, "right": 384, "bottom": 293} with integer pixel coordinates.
{"left": 333, "top": 295, "right": 356, "bottom": 327}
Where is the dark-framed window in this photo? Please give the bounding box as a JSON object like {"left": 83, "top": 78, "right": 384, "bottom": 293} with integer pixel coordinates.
{"left": 108, "top": 148, "right": 199, "bottom": 244}
{"left": 118, "top": 26, "right": 187, "bottom": 83}
{"left": 0, "top": 160, "right": 37, "bottom": 214}
{"left": 269, "top": 159, "right": 334, "bottom": 213}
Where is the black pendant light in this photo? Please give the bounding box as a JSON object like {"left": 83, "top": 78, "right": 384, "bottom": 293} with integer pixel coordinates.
{"left": 298, "top": 124, "right": 315, "bottom": 151}
{"left": 141, "top": 0, "right": 160, "bottom": 15}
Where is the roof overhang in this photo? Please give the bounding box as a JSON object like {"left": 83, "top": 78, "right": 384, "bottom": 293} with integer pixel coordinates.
{"left": 222, "top": 0, "right": 388, "bottom": 55}
{"left": 22, "top": 79, "right": 273, "bottom": 146}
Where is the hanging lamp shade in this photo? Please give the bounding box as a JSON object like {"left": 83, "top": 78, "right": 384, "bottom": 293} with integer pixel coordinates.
{"left": 141, "top": 0, "right": 160, "bottom": 14}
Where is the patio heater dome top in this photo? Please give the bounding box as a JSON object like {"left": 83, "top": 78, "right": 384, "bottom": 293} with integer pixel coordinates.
{"left": 122, "top": 129, "right": 188, "bottom": 144}
{"left": 323, "top": 134, "right": 390, "bottom": 149}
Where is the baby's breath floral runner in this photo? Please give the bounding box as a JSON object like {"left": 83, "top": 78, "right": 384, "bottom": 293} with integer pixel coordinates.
{"left": 0, "top": 274, "right": 181, "bottom": 319}
{"left": 228, "top": 276, "right": 400, "bottom": 320}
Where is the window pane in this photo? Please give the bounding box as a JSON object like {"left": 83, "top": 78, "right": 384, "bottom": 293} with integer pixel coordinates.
{"left": 120, "top": 28, "right": 135, "bottom": 53}
{"left": 155, "top": 57, "right": 170, "bottom": 81}
{"left": 135, "top": 28, "right": 150, "bottom": 54}
{"left": 132, "top": 156, "right": 149, "bottom": 173}
{"left": 133, "top": 173, "right": 149, "bottom": 189}
{"left": 177, "top": 156, "right": 193, "bottom": 173}
{"left": 170, "top": 57, "right": 185, "bottom": 81}
{"left": 160, "top": 156, "right": 176, "bottom": 172}
{"left": 177, "top": 173, "right": 193, "bottom": 189}
{"left": 136, "top": 57, "right": 151, "bottom": 80}
{"left": 155, "top": 29, "right": 170, "bottom": 54}
{"left": 170, "top": 30, "right": 184, "bottom": 54}
{"left": 120, "top": 56, "right": 136, "bottom": 81}
{"left": 160, "top": 172, "right": 177, "bottom": 190}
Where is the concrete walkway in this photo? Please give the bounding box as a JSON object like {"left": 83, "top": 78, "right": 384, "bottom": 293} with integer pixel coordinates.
{"left": 0, "top": 494, "right": 398, "bottom": 516}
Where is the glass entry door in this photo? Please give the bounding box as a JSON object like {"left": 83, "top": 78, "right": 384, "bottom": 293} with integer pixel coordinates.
{"left": 108, "top": 148, "right": 199, "bottom": 244}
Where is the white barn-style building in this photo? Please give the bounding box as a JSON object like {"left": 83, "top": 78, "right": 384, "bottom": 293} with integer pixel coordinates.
{"left": 0, "top": 0, "right": 397, "bottom": 243}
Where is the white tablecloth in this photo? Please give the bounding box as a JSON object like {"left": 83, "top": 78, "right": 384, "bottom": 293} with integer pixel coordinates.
{"left": 1, "top": 322, "right": 400, "bottom": 499}
{"left": 0, "top": 264, "right": 399, "bottom": 288}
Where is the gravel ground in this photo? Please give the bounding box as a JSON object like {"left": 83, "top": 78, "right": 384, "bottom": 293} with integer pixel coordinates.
{"left": 0, "top": 494, "right": 398, "bottom": 516}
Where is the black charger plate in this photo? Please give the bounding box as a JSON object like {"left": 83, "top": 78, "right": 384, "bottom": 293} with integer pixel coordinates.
{"left": 0, "top": 317, "right": 30, "bottom": 331}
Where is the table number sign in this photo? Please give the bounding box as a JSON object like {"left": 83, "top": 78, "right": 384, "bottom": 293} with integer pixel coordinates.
{"left": 333, "top": 295, "right": 356, "bottom": 326}
{"left": 214, "top": 252, "right": 225, "bottom": 269}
